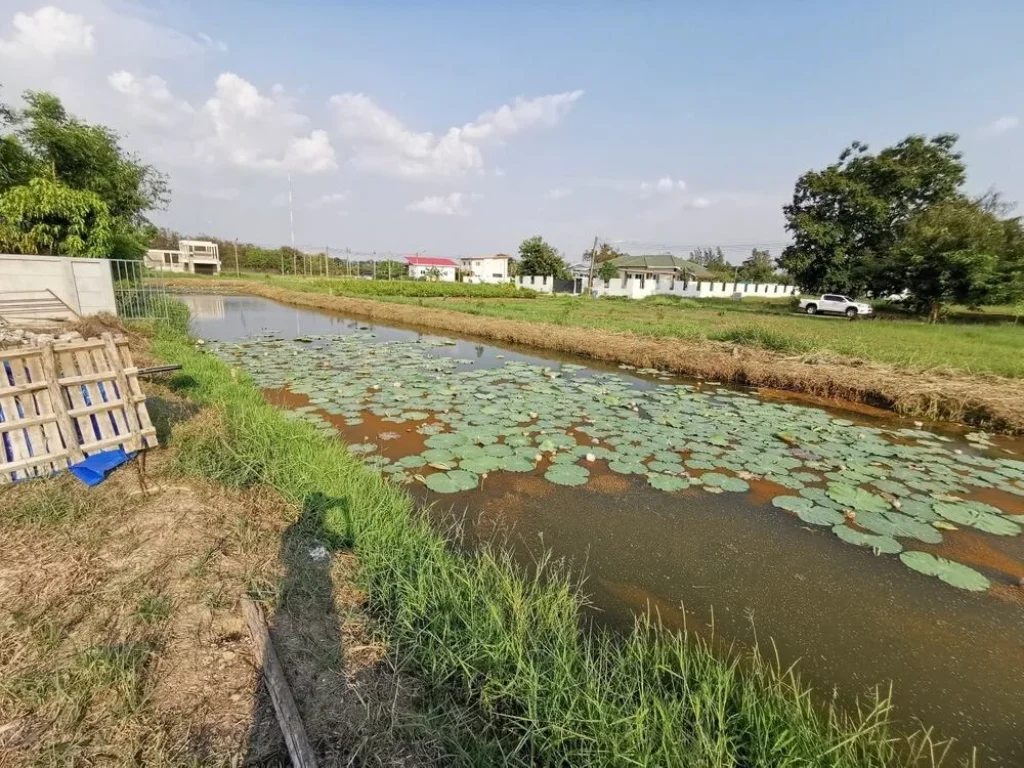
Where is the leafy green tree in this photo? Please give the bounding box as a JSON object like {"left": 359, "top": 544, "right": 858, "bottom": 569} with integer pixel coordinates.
{"left": 0, "top": 176, "right": 112, "bottom": 256}
{"left": 597, "top": 259, "right": 619, "bottom": 281}
{"left": 1, "top": 89, "right": 168, "bottom": 259}
{"left": 896, "top": 200, "right": 1009, "bottom": 321}
{"left": 518, "top": 236, "right": 568, "bottom": 278}
{"left": 780, "top": 134, "right": 966, "bottom": 295}
{"left": 736, "top": 248, "right": 777, "bottom": 282}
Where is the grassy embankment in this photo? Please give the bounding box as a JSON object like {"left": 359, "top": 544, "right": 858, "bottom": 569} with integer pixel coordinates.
{"left": 0, "top": 311, "right": 434, "bottom": 764}
{"left": 143, "top": 301, "right": 961, "bottom": 766}
{"left": 157, "top": 277, "right": 1024, "bottom": 432}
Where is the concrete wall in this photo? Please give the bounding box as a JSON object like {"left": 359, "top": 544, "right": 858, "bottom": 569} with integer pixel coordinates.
{"left": 586, "top": 275, "right": 800, "bottom": 300}
{"left": 0, "top": 254, "right": 117, "bottom": 318}
{"left": 515, "top": 275, "right": 555, "bottom": 293}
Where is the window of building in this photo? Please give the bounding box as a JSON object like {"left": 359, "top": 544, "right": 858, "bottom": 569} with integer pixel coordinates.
{"left": 492, "top": 273, "right": 503, "bottom": 278}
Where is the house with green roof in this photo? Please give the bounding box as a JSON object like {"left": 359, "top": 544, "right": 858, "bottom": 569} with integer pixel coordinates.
{"left": 606, "top": 254, "right": 716, "bottom": 283}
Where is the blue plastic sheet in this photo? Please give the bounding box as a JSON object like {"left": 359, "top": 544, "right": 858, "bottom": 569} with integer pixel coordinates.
{"left": 69, "top": 448, "right": 136, "bottom": 487}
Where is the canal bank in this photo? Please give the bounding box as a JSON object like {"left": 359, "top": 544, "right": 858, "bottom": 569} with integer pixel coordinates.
{"left": 171, "top": 293, "right": 1024, "bottom": 764}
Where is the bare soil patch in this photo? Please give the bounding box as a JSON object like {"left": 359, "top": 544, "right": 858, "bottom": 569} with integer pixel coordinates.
{"left": 0, "top": 438, "right": 436, "bottom": 766}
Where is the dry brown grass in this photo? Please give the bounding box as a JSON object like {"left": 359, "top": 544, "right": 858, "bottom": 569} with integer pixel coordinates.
{"left": 0, "top": 432, "right": 437, "bottom": 766}
{"left": 166, "top": 279, "right": 1024, "bottom": 433}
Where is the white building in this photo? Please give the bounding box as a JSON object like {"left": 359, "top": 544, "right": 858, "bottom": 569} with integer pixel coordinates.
{"left": 145, "top": 239, "right": 221, "bottom": 275}
{"left": 461, "top": 254, "right": 513, "bottom": 284}
{"left": 404, "top": 255, "right": 458, "bottom": 282}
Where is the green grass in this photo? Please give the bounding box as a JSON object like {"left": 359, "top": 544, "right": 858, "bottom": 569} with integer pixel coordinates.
{"left": 149, "top": 304, "right": 959, "bottom": 766}
{"left": 366, "top": 294, "right": 1023, "bottom": 377}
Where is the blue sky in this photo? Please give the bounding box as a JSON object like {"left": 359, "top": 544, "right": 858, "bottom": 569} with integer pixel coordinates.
{"left": 1, "top": 0, "right": 1022, "bottom": 262}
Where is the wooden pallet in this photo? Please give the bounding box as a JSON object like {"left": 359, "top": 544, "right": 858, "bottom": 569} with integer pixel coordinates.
{"left": 1, "top": 333, "right": 157, "bottom": 484}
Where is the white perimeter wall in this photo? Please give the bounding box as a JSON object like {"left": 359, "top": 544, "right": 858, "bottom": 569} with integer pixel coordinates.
{"left": 0, "top": 254, "right": 117, "bottom": 318}
{"left": 587, "top": 276, "right": 799, "bottom": 300}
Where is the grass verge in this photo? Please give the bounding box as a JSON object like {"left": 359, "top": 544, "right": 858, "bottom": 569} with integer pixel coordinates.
{"left": 148, "top": 303, "right": 962, "bottom": 766}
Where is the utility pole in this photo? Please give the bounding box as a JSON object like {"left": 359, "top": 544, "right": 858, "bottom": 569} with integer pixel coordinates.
{"left": 233, "top": 239, "right": 240, "bottom": 276}
{"left": 287, "top": 172, "right": 296, "bottom": 275}
{"left": 372, "top": 252, "right": 377, "bottom": 280}
{"left": 586, "top": 235, "right": 599, "bottom": 297}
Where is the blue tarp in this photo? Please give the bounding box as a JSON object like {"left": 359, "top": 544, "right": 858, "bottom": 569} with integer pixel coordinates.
{"left": 69, "top": 448, "right": 136, "bottom": 487}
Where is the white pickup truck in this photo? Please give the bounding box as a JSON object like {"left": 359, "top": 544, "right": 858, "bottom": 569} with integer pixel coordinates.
{"left": 798, "top": 294, "right": 873, "bottom": 318}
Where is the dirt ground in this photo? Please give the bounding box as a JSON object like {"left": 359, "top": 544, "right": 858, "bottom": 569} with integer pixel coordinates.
{"left": 0, "top": 394, "right": 437, "bottom": 766}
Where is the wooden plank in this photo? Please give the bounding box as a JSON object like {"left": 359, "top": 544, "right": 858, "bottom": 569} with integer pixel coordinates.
{"left": 101, "top": 334, "right": 142, "bottom": 452}
{"left": 67, "top": 395, "right": 144, "bottom": 419}
{"left": 57, "top": 349, "right": 98, "bottom": 448}
{"left": 40, "top": 344, "right": 83, "bottom": 464}
{"left": 0, "top": 355, "right": 32, "bottom": 481}
{"left": 88, "top": 344, "right": 131, "bottom": 442}
{"left": 79, "top": 428, "right": 156, "bottom": 454}
{"left": 72, "top": 347, "right": 117, "bottom": 450}
{"left": 116, "top": 340, "right": 157, "bottom": 449}
{"left": 242, "top": 599, "right": 319, "bottom": 768}
{"left": 0, "top": 380, "right": 48, "bottom": 398}
{"left": 6, "top": 352, "right": 55, "bottom": 477}
{"left": 1, "top": 449, "right": 72, "bottom": 474}
{"left": 53, "top": 339, "right": 106, "bottom": 353}
{"left": 24, "top": 350, "right": 69, "bottom": 475}
{"left": 0, "top": 411, "right": 59, "bottom": 431}
{"left": 56, "top": 369, "right": 139, "bottom": 387}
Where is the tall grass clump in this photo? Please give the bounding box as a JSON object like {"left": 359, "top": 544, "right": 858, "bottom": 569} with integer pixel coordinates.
{"left": 148, "top": 301, "right": 957, "bottom": 766}
{"left": 710, "top": 325, "right": 817, "bottom": 355}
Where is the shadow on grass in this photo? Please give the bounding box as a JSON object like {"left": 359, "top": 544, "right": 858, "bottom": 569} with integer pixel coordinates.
{"left": 245, "top": 493, "right": 353, "bottom": 764}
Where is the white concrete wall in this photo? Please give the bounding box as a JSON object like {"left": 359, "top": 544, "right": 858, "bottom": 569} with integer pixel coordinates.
{"left": 515, "top": 275, "right": 555, "bottom": 293}
{"left": 408, "top": 264, "right": 457, "bottom": 282}
{"left": 0, "top": 254, "right": 117, "bottom": 318}
{"left": 584, "top": 275, "right": 800, "bottom": 300}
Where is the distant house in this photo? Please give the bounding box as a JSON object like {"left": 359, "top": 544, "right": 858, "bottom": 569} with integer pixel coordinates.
{"left": 145, "top": 239, "right": 221, "bottom": 275}
{"left": 461, "top": 254, "right": 512, "bottom": 284}
{"left": 601, "top": 254, "right": 715, "bottom": 289}
{"left": 404, "top": 255, "right": 459, "bottom": 282}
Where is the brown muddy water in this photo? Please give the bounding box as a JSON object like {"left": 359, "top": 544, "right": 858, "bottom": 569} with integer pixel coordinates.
{"left": 184, "top": 294, "right": 1024, "bottom": 765}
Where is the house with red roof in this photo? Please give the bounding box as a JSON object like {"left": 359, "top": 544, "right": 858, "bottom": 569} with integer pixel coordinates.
{"left": 404, "top": 255, "right": 459, "bottom": 282}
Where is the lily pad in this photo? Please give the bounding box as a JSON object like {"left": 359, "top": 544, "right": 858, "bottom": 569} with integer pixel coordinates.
{"left": 424, "top": 469, "right": 479, "bottom": 494}
{"left": 899, "top": 551, "right": 990, "bottom": 592}
{"left": 827, "top": 483, "right": 891, "bottom": 513}
{"left": 832, "top": 525, "right": 902, "bottom": 554}
{"left": 544, "top": 463, "right": 590, "bottom": 486}
{"left": 647, "top": 473, "right": 689, "bottom": 492}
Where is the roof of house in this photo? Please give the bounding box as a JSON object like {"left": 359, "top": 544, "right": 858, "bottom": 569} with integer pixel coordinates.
{"left": 404, "top": 256, "right": 459, "bottom": 267}
{"left": 462, "top": 254, "right": 512, "bottom": 261}
{"left": 609, "top": 254, "right": 715, "bottom": 278}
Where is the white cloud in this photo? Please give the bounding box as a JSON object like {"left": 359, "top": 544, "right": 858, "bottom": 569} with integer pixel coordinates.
{"left": 0, "top": 6, "right": 95, "bottom": 59}
{"left": 110, "top": 71, "right": 337, "bottom": 174}
{"left": 591, "top": 176, "right": 687, "bottom": 197}
{"left": 460, "top": 90, "right": 583, "bottom": 142}
{"left": 656, "top": 176, "right": 686, "bottom": 193}
{"left": 544, "top": 187, "right": 572, "bottom": 200}
{"left": 330, "top": 90, "right": 583, "bottom": 179}
{"left": 690, "top": 196, "right": 711, "bottom": 209}
{"left": 197, "top": 32, "right": 228, "bottom": 53}
{"left": 979, "top": 115, "right": 1019, "bottom": 138}
{"left": 307, "top": 191, "right": 351, "bottom": 209}
{"left": 406, "top": 192, "right": 472, "bottom": 216}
